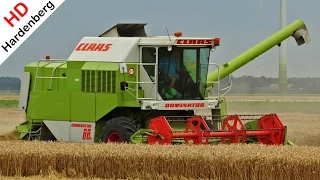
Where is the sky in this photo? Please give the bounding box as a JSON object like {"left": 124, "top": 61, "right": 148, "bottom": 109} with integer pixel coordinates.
{"left": 0, "top": 0, "right": 319, "bottom": 78}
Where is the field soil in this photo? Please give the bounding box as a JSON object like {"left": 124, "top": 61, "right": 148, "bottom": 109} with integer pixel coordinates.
{"left": 0, "top": 108, "right": 25, "bottom": 137}
{"left": 225, "top": 95, "right": 320, "bottom": 102}
{"left": 0, "top": 95, "right": 19, "bottom": 100}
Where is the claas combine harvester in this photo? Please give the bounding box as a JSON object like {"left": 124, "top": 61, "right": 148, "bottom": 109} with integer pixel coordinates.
{"left": 16, "top": 19, "right": 310, "bottom": 145}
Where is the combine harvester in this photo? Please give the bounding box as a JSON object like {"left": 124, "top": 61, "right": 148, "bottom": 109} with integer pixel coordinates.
{"left": 16, "top": 19, "right": 310, "bottom": 145}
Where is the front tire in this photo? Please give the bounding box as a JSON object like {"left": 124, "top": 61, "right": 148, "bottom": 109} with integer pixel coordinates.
{"left": 100, "top": 116, "right": 138, "bottom": 143}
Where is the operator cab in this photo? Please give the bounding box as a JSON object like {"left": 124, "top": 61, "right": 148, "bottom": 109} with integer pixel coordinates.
{"left": 157, "top": 46, "right": 211, "bottom": 100}
{"left": 141, "top": 36, "right": 220, "bottom": 101}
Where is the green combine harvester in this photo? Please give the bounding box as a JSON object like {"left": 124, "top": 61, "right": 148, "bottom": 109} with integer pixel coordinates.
{"left": 16, "top": 19, "right": 310, "bottom": 145}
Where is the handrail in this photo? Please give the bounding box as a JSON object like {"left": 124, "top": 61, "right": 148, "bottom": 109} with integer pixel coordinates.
{"left": 48, "top": 61, "right": 67, "bottom": 90}
{"left": 200, "top": 62, "right": 221, "bottom": 98}
{"left": 125, "top": 62, "right": 157, "bottom": 100}
{"left": 220, "top": 78, "right": 232, "bottom": 97}
{"left": 33, "top": 59, "right": 67, "bottom": 90}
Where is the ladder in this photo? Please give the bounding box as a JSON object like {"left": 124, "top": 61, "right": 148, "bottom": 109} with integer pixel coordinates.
{"left": 27, "top": 119, "right": 43, "bottom": 140}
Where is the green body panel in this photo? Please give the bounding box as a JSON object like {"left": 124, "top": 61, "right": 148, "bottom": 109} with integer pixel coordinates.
{"left": 15, "top": 121, "right": 31, "bottom": 139}
{"left": 70, "top": 92, "right": 95, "bottom": 122}
{"left": 96, "top": 93, "right": 117, "bottom": 121}
{"left": 67, "top": 69, "right": 81, "bottom": 92}
{"left": 219, "top": 97, "right": 227, "bottom": 118}
{"left": 244, "top": 120, "right": 258, "bottom": 130}
{"left": 27, "top": 91, "right": 71, "bottom": 121}
{"left": 67, "top": 61, "right": 86, "bottom": 69}
{"left": 207, "top": 19, "right": 307, "bottom": 87}
{"left": 21, "top": 60, "right": 143, "bottom": 125}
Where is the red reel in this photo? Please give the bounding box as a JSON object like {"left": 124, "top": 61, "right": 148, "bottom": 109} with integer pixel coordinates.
{"left": 184, "top": 116, "right": 211, "bottom": 144}
{"left": 257, "top": 114, "right": 285, "bottom": 145}
{"left": 221, "top": 115, "right": 246, "bottom": 144}
{"left": 147, "top": 116, "right": 173, "bottom": 144}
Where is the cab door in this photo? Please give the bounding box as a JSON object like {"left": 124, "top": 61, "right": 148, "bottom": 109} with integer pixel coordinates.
{"left": 182, "top": 49, "right": 197, "bottom": 83}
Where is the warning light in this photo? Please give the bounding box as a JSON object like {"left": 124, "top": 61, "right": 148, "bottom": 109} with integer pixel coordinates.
{"left": 213, "top": 38, "right": 220, "bottom": 46}
{"left": 174, "top": 32, "right": 182, "bottom": 37}
{"left": 45, "top": 56, "right": 50, "bottom": 61}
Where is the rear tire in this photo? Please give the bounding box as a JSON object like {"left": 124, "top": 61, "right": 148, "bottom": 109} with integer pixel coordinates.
{"left": 100, "top": 116, "right": 138, "bottom": 143}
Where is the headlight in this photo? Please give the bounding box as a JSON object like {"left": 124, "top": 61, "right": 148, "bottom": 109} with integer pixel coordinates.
{"left": 208, "top": 102, "right": 215, "bottom": 108}
{"left": 152, "top": 103, "right": 159, "bottom": 109}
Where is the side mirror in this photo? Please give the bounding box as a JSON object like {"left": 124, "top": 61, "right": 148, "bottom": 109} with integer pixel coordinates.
{"left": 210, "top": 46, "right": 216, "bottom": 52}
{"left": 227, "top": 74, "right": 233, "bottom": 85}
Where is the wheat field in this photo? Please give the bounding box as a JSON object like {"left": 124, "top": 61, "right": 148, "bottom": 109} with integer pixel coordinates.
{"left": 0, "top": 95, "right": 320, "bottom": 179}
{"left": 0, "top": 141, "right": 320, "bottom": 180}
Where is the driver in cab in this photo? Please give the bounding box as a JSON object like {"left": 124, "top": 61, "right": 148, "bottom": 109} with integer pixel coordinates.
{"left": 159, "top": 47, "right": 185, "bottom": 99}
{"left": 159, "top": 48, "right": 181, "bottom": 88}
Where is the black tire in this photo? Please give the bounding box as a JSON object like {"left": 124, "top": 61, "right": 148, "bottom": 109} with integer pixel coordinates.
{"left": 100, "top": 116, "right": 138, "bottom": 143}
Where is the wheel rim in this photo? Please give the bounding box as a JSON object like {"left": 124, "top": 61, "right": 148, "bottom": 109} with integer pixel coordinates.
{"left": 107, "top": 132, "right": 122, "bottom": 143}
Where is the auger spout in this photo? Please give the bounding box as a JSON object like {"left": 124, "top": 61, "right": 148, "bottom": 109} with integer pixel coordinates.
{"left": 206, "top": 19, "right": 311, "bottom": 88}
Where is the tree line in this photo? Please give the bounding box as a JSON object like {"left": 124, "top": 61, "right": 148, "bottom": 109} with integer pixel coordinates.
{"left": 1, "top": 76, "right": 320, "bottom": 94}
{"left": 0, "top": 77, "right": 20, "bottom": 92}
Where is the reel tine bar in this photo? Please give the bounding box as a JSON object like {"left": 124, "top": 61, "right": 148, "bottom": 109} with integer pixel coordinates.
{"left": 221, "top": 115, "right": 246, "bottom": 144}
{"left": 147, "top": 114, "right": 286, "bottom": 145}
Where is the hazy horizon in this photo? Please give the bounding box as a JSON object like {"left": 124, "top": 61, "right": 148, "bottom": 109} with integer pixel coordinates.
{"left": 0, "top": 0, "right": 319, "bottom": 78}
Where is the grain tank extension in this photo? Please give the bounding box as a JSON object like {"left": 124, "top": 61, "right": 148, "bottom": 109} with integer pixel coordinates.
{"left": 16, "top": 20, "right": 310, "bottom": 145}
